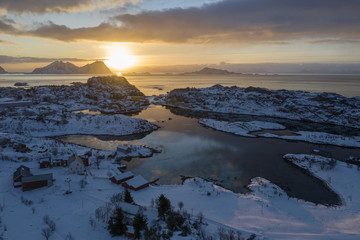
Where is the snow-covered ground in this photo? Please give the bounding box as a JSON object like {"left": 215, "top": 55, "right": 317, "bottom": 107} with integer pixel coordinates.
{"left": 0, "top": 76, "right": 149, "bottom": 114}
{"left": 199, "top": 119, "right": 285, "bottom": 137}
{"left": 165, "top": 85, "right": 360, "bottom": 128}
{"left": 199, "top": 119, "right": 360, "bottom": 147}
{"left": 1, "top": 80, "right": 360, "bottom": 239}
{"left": 2, "top": 153, "right": 360, "bottom": 239}
{"left": 0, "top": 110, "right": 157, "bottom": 137}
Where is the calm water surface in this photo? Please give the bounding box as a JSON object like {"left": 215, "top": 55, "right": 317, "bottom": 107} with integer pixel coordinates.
{"left": 1, "top": 74, "right": 359, "bottom": 97}
{"left": 60, "top": 106, "right": 360, "bottom": 205}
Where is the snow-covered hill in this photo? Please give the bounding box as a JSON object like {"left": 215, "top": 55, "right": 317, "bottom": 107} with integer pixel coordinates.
{"left": 0, "top": 75, "right": 149, "bottom": 114}
{"left": 166, "top": 85, "right": 360, "bottom": 128}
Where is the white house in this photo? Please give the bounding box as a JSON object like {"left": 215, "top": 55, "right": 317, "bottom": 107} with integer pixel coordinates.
{"left": 68, "top": 154, "right": 85, "bottom": 174}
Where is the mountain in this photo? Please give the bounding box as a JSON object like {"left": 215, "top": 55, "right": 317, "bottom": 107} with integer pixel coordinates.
{"left": 31, "top": 61, "right": 112, "bottom": 74}
{"left": 0, "top": 66, "right": 7, "bottom": 74}
{"left": 190, "top": 67, "right": 239, "bottom": 75}
{"left": 78, "top": 61, "right": 112, "bottom": 74}
{"left": 32, "top": 61, "right": 79, "bottom": 74}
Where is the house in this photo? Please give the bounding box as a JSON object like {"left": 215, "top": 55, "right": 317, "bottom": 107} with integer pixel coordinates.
{"left": 39, "top": 158, "right": 51, "bottom": 169}
{"left": 118, "top": 202, "right": 140, "bottom": 216}
{"left": 125, "top": 225, "right": 135, "bottom": 239}
{"left": 22, "top": 173, "right": 53, "bottom": 192}
{"left": 79, "top": 156, "right": 89, "bottom": 167}
{"left": 13, "top": 165, "right": 32, "bottom": 188}
{"left": 122, "top": 175, "right": 149, "bottom": 191}
{"left": 68, "top": 154, "right": 86, "bottom": 174}
{"left": 40, "top": 157, "right": 67, "bottom": 168}
{"left": 52, "top": 159, "right": 68, "bottom": 167}
{"left": 118, "top": 202, "right": 141, "bottom": 226}
{"left": 110, "top": 171, "right": 134, "bottom": 184}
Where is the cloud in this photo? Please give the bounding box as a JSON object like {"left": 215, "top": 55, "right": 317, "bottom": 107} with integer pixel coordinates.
{"left": 308, "top": 39, "right": 360, "bottom": 44}
{"left": 0, "top": 55, "right": 99, "bottom": 63}
{"left": 0, "top": 19, "right": 19, "bottom": 34}
{"left": 0, "top": 0, "right": 137, "bottom": 14}
{"left": 3, "top": 0, "right": 360, "bottom": 44}
{"left": 0, "top": 39, "right": 17, "bottom": 45}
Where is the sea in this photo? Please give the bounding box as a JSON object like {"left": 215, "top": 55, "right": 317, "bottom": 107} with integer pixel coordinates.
{"left": 0, "top": 73, "right": 359, "bottom": 97}
{"left": 2, "top": 73, "right": 360, "bottom": 205}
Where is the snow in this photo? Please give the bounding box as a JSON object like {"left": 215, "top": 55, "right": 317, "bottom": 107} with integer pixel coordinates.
{"left": 112, "top": 171, "right": 134, "bottom": 181}
{"left": 124, "top": 175, "right": 149, "bottom": 189}
{"left": 0, "top": 111, "right": 157, "bottom": 137}
{"left": 199, "top": 119, "right": 360, "bottom": 147}
{"left": 1, "top": 80, "right": 360, "bottom": 239}
{"left": 165, "top": 85, "right": 360, "bottom": 128}
{"left": 199, "top": 119, "right": 285, "bottom": 137}
{"left": 118, "top": 202, "right": 140, "bottom": 215}
{"left": 261, "top": 131, "right": 360, "bottom": 147}
{"left": 2, "top": 153, "right": 360, "bottom": 239}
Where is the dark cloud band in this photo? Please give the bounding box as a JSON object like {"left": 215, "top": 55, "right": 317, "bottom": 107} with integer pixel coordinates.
{"left": 0, "top": 55, "right": 99, "bottom": 63}
{"left": 2, "top": 0, "right": 360, "bottom": 44}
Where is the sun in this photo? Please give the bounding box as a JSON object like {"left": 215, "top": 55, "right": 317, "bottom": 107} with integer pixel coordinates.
{"left": 104, "top": 46, "right": 137, "bottom": 71}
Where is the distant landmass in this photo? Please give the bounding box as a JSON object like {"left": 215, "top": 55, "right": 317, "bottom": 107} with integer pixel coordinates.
{"left": 189, "top": 67, "right": 240, "bottom": 75}
{"left": 0, "top": 66, "right": 7, "bottom": 74}
{"left": 31, "top": 61, "right": 112, "bottom": 74}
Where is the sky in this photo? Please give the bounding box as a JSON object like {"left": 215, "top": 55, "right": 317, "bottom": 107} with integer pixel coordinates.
{"left": 0, "top": 0, "right": 360, "bottom": 72}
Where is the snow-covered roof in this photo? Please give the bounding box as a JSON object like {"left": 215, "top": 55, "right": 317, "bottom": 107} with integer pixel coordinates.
{"left": 126, "top": 225, "right": 135, "bottom": 234}
{"left": 113, "top": 171, "right": 133, "bottom": 181}
{"left": 40, "top": 158, "right": 50, "bottom": 163}
{"left": 118, "top": 202, "right": 139, "bottom": 215}
{"left": 13, "top": 165, "right": 32, "bottom": 180}
{"left": 124, "top": 175, "right": 148, "bottom": 188}
{"left": 68, "top": 154, "right": 84, "bottom": 165}
{"left": 22, "top": 173, "right": 53, "bottom": 183}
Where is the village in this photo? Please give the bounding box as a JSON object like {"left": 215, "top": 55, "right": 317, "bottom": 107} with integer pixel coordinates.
{"left": 0, "top": 76, "right": 360, "bottom": 239}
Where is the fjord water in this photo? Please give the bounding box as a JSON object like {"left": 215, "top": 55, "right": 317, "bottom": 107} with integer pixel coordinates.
{"left": 61, "top": 105, "right": 360, "bottom": 205}
{"left": 1, "top": 73, "right": 360, "bottom": 97}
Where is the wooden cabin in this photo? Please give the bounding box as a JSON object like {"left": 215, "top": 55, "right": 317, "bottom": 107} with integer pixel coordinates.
{"left": 122, "top": 175, "right": 149, "bottom": 191}
{"left": 110, "top": 171, "right": 134, "bottom": 184}
{"left": 22, "top": 173, "right": 53, "bottom": 191}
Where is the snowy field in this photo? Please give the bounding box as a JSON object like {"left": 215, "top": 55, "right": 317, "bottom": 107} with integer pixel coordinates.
{"left": 199, "top": 119, "right": 360, "bottom": 147}
{"left": 1, "top": 153, "right": 360, "bottom": 239}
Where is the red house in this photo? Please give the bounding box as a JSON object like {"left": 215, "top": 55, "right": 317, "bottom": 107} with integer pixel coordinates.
{"left": 39, "top": 158, "right": 51, "bottom": 169}
{"left": 22, "top": 173, "right": 53, "bottom": 192}
{"left": 39, "top": 157, "right": 67, "bottom": 168}
{"left": 125, "top": 226, "right": 135, "bottom": 239}
{"left": 110, "top": 171, "right": 134, "bottom": 184}
{"left": 122, "top": 175, "right": 149, "bottom": 191}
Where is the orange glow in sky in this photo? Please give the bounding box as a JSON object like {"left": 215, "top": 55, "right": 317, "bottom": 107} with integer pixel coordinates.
{"left": 104, "top": 46, "right": 138, "bottom": 71}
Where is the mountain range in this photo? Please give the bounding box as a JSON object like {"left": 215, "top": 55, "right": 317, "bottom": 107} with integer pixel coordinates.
{"left": 31, "top": 61, "right": 112, "bottom": 74}
{"left": 189, "top": 67, "right": 239, "bottom": 75}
